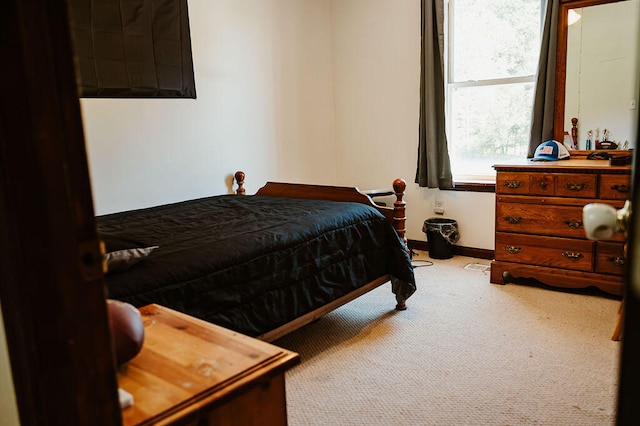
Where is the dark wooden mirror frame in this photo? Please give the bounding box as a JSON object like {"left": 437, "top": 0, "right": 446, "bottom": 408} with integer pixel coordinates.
{"left": 553, "top": 0, "right": 624, "bottom": 143}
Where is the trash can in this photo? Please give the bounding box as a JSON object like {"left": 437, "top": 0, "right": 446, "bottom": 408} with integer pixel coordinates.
{"left": 422, "top": 218, "right": 459, "bottom": 259}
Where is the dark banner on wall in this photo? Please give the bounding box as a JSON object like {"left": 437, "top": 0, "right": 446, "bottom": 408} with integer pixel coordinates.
{"left": 68, "top": 0, "right": 196, "bottom": 98}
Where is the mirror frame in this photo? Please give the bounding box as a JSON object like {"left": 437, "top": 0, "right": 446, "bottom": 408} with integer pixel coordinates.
{"left": 554, "top": 0, "right": 624, "bottom": 143}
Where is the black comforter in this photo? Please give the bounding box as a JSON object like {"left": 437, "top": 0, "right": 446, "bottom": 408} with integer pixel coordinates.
{"left": 97, "top": 195, "right": 415, "bottom": 337}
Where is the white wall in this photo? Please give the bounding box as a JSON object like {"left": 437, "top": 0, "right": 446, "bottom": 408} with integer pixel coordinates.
{"left": 329, "top": 0, "right": 495, "bottom": 249}
{"left": 82, "top": 0, "right": 337, "bottom": 215}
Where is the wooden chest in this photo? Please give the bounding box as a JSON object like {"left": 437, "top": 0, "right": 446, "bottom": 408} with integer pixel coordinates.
{"left": 491, "top": 159, "right": 630, "bottom": 296}
{"left": 117, "top": 304, "right": 300, "bottom": 425}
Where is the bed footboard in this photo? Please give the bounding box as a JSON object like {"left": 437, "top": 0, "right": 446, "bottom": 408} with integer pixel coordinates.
{"left": 234, "top": 171, "right": 407, "bottom": 244}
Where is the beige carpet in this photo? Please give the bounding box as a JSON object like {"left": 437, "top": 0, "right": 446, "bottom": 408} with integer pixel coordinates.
{"left": 274, "top": 251, "right": 622, "bottom": 426}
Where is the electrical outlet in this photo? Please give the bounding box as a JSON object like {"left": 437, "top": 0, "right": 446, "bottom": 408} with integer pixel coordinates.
{"left": 434, "top": 200, "right": 444, "bottom": 215}
{"left": 630, "top": 99, "right": 637, "bottom": 110}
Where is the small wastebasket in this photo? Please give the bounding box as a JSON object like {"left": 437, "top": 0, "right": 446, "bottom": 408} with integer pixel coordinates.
{"left": 422, "top": 218, "right": 459, "bottom": 259}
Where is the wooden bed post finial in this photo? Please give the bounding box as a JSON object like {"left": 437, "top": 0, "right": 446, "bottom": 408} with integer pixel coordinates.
{"left": 392, "top": 178, "right": 407, "bottom": 246}
{"left": 393, "top": 179, "right": 409, "bottom": 311}
{"left": 234, "top": 171, "right": 246, "bottom": 195}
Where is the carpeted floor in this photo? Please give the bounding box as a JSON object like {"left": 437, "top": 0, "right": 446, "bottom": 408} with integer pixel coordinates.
{"left": 274, "top": 251, "right": 622, "bottom": 426}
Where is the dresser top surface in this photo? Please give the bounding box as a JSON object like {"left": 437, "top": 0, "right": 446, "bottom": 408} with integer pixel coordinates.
{"left": 118, "top": 304, "right": 300, "bottom": 425}
{"left": 494, "top": 159, "right": 631, "bottom": 173}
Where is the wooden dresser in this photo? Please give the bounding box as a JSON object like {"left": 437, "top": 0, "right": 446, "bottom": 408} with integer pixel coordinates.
{"left": 491, "top": 158, "right": 631, "bottom": 296}
{"left": 117, "top": 304, "right": 300, "bottom": 426}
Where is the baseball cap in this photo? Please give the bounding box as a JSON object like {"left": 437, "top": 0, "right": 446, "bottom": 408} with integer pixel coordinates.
{"left": 532, "top": 140, "right": 570, "bottom": 161}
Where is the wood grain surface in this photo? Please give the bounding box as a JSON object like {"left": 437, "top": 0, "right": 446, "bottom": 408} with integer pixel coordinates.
{"left": 118, "top": 305, "right": 299, "bottom": 425}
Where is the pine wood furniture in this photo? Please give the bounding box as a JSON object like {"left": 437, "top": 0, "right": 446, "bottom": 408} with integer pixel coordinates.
{"left": 491, "top": 158, "right": 631, "bottom": 296}
{"left": 117, "top": 304, "right": 300, "bottom": 425}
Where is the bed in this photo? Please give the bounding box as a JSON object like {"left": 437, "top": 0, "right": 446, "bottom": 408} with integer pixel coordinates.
{"left": 97, "top": 172, "right": 416, "bottom": 341}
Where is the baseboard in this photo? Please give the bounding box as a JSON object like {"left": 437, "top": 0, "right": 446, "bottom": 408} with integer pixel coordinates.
{"left": 408, "top": 239, "right": 494, "bottom": 260}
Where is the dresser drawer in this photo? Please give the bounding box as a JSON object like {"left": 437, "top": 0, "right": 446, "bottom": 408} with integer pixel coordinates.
{"left": 529, "top": 174, "right": 555, "bottom": 195}
{"left": 595, "top": 241, "right": 627, "bottom": 275}
{"left": 497, "top": 172, "right": 557, "bottom": 195}
{"left": 497, "top": 172, "right": 598, "bottom": 198}
{"left": 496, "top": 202, "right": 587, "bottom": 238}
{"left": 496, "top": 173, "right": 531, "bottom": 194}
{"left": 555, "top": 174, "right": 597, "bottom": 198}
{"left": 599, "top": 174, "right": 631, "bottom": 200}
{"left": 495, "top": 232, "right": 593, "bottom": 272}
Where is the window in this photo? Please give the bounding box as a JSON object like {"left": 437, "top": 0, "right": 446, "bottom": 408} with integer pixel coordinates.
{"left": 445, "top": 0, "right": 543, "bottom": 183}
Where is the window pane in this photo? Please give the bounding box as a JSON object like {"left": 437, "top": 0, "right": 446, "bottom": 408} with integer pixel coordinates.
{"left": 451, "top": 0, "right": 541, "bottom": 82}
{"left": 449, "top": 82, "right": 534, "bottom": 178}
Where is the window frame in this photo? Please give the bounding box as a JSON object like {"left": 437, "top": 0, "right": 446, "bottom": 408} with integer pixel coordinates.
{"left": 444, "top": 0, "right": 542, "bottom": 189}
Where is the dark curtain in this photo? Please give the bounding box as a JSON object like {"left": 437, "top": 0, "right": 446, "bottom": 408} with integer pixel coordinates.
{"left": 416, "top": 0, "right": 453, "bottom": 189}
{"left": 528, "top": 0, "right": 559, "bottom": 157}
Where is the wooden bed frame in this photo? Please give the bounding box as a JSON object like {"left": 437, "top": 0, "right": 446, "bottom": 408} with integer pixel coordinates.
{"left": 234, "top": 171, "right": 408, "bottom": 243}
{"left": 232, "top": 171, "right": 410, "bottom": 342}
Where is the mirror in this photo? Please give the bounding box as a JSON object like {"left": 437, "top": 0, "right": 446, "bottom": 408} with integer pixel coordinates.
{"left": 554, "top": 0, "right": 639, "bottom": 149}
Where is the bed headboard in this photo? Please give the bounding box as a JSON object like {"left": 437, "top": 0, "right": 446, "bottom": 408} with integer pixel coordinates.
{"left": 233, "top": 171, "right": 407, "bottom": 245}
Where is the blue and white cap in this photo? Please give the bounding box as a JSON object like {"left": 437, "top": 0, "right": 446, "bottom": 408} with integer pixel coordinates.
{"left": 532, "top": 140, "right": 570, "bottom": 161}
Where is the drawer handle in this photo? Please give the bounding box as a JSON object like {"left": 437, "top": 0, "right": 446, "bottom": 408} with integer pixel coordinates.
{"left": 504, "top": 246, "right": 522, "bottom": 254}
{"left": 565, "top": 182, "right": 587, "bottom": 192}
{"left": 562, "top": 251, "right": 584, "bottom": 261}
{"left": 611, "top": 184, "right": 630, "bottom": 194}
{"left": 607, "top": 256, "right": 626, "bottom": 266}
{"left": 563, "top": 219, "right": 583, "bottom": 229}
{"left": 504, "top": 181, "right": 522, "bottom": 189}
{"left": 504, "top": 216, "right": 523, "bottom": 224}
{"left": 539, "top": 181, "right": 548, "bottom": 189}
